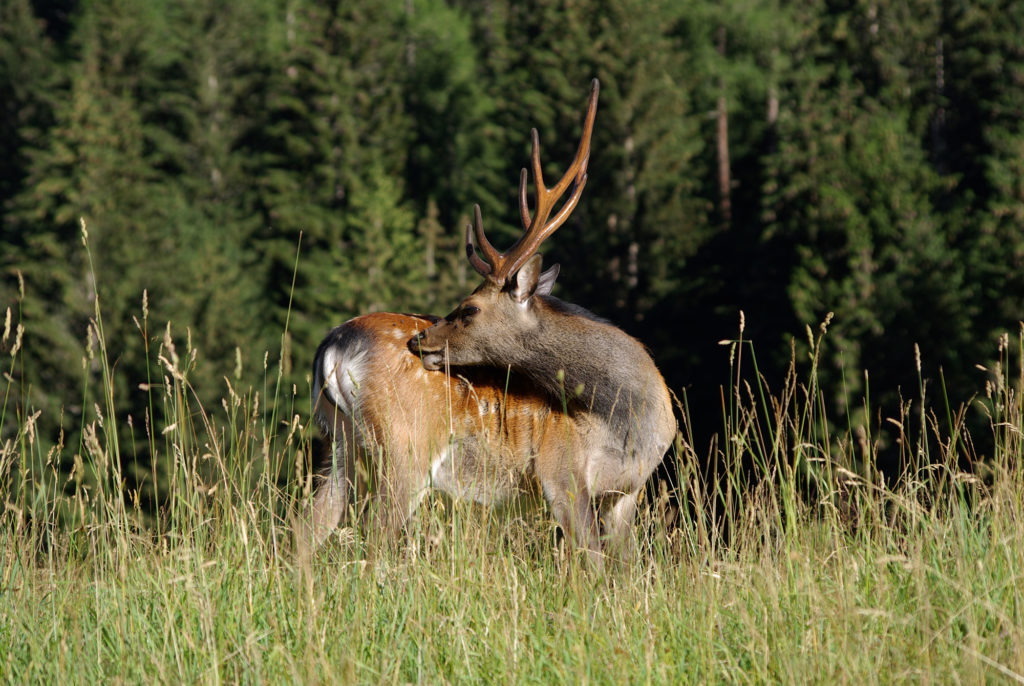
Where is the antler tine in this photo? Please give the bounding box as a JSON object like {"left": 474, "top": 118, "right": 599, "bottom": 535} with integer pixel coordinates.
{"left": 517, "top": 143, "right": 590, "bottom": 243}
{"left": 465, "top": 223, "right": 490, "bottom": 276}
{"left": 465, "top": 204, "right": 500, "bottom": 276}
{"left": 518, "top": 168, "right": 531, "bottom": 230}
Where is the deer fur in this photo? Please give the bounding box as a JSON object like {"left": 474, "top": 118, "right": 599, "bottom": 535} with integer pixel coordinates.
{"left": 304, "top": 308, "right": 580, "bottom": 554}
{"left": 411, "top": 254, "right": 676, "bottom": 559}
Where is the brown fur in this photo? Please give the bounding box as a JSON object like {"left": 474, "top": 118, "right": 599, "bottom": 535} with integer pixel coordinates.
{"left": 303, "top": 312, "right": 588, "bottom": 557}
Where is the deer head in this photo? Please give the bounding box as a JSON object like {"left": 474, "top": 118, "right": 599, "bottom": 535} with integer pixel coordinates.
{"left": 411, "top": 79, "right": 599, "bottom": 372}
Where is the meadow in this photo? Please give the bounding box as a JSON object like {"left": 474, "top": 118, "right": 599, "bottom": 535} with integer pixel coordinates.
{"left": 5, "top": 3, "right": 1024, "bottom": 681}
{"left": 2, "top": 258, "right": 1023, "bottom": 684}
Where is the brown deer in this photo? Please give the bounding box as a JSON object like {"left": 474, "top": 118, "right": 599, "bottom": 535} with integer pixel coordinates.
{"left": 305, "top": 80, "right": 675, "bottom": 562}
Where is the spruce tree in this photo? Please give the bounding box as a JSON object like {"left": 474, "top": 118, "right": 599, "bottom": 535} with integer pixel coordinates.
{"left": 6, "top": 0, "right": 279, "bottom": 503}
{"left": 0, "top": 0, "right": 56, "bottom": 241}
{"left": 401, "top": 0, "right": 503, "bottom": 247}
{"left": 5, "top": 0, "right": 178, "bottom": 495}
{"left": 459, "top": 0, "right": 707, "bottom": 333}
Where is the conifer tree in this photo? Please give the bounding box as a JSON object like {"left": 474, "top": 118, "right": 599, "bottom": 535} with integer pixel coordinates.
{"left": 5, "top": 0, "right": 1024, "bottom": 490}
{"left": 6, "top": 0, "right": 278, "bottom": 500}
{"left": 0, "top": 0, "right": 56, "bottom": 241}
{"left": 460, "top": 0, "right": 707, "bottom": 336}
{"left": 941, "top": 0, "right": 1024, "bottom": 342}
{"left": 763, "top": 2, "right": 975, "bottom": 455}
{"left": 253, "top": 0, "right": 422, "bottom": 363}
{"left": 401, "top": 0, "right": 503, "bottom": 245}
{"left": 147, "top": 0, "right": 275, "bottom": 390}
{"left": 5, "top": 0, "right": 178, "bottom": 491}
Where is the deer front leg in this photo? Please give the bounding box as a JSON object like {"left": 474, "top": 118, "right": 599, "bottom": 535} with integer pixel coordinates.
{"left": 534, "top": 433, "right": 604, "bottom": 565}
{"left": 598, "top": 490, "right": 639, "bottom": 563}
{"left": 356, "top": 445, "right": 427, "bottom": 557}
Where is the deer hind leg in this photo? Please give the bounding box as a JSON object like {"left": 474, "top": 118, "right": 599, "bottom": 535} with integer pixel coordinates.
{"left": 310, "top": 467, "right": 345, "bottom": 542}
{"left": 295, "top": 444, "right": 352, "bottom": 561}
{"left": 598, "top": 490, "right": 640, "bottom": 563}
{"left": 296, "top": 401, "right": 363, "bottom": 560}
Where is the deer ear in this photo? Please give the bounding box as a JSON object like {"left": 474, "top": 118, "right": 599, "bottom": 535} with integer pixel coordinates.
{"left": 511, "top": 254, "right": 544, "bottom": 304}
{"left": 536, "top": 264, "right": 559, "bottom": 296}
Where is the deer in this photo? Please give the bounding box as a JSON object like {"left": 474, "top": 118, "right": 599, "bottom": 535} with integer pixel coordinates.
{"left": 303, "top": 79, "right": 676, "bottom": 564}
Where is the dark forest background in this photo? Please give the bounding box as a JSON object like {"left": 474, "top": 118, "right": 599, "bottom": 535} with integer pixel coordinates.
{"left": 2, "top": 0, "right": 1023, "bottom": 506}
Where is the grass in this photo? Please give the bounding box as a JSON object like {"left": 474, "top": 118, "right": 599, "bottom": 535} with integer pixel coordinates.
{"left": 2, "top": 238, "right": 1024, "bottom": 683}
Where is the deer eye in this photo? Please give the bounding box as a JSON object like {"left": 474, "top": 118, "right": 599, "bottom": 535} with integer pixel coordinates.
{"left": 461, "top": 305, "right": 480, "bottom": 320}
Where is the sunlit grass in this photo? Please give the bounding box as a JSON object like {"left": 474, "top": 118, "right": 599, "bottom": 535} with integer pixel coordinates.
{"left": 2, "top": 236, "right": 1023, "bottom": 683}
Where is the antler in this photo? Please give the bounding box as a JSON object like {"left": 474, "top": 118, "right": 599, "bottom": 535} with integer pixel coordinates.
{"left": 466, "top": 78, "right": 599, "bottom": 282}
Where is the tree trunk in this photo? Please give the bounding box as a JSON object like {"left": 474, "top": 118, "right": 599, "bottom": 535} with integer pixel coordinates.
{"left": 716, "top": 26, "right": 732, "bottom": 227}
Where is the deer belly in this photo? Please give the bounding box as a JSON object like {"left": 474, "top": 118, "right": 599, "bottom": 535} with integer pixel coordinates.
{"left": 429, "top": 437, "right": 531, "bottom": 505}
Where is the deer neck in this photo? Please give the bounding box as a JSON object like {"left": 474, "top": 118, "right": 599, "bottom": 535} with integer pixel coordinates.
{"left": 503, "top": 297, "right": 646, "bottom": 431}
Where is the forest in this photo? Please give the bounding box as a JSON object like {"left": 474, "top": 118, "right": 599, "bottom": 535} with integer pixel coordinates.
{"left": 2, "top": 0, "right": 1023, "bottom": 506}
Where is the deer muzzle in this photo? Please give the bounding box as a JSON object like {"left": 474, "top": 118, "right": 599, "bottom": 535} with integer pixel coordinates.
{"left": 408, "top": 331, "right": 446, "bottom": 371}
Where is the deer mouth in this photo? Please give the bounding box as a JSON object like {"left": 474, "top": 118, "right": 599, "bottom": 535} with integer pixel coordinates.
{"left": 420, "top": 351, "right": 445, "bottom": 371}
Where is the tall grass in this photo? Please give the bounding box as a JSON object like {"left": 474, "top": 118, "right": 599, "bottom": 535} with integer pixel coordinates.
{"left": 2, "top": 235, "right": 1023, "bottom": 683}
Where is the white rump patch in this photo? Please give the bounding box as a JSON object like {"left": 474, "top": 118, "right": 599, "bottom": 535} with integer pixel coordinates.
{"left": 321, "top": 345, "right": 369, "bottom": 416}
